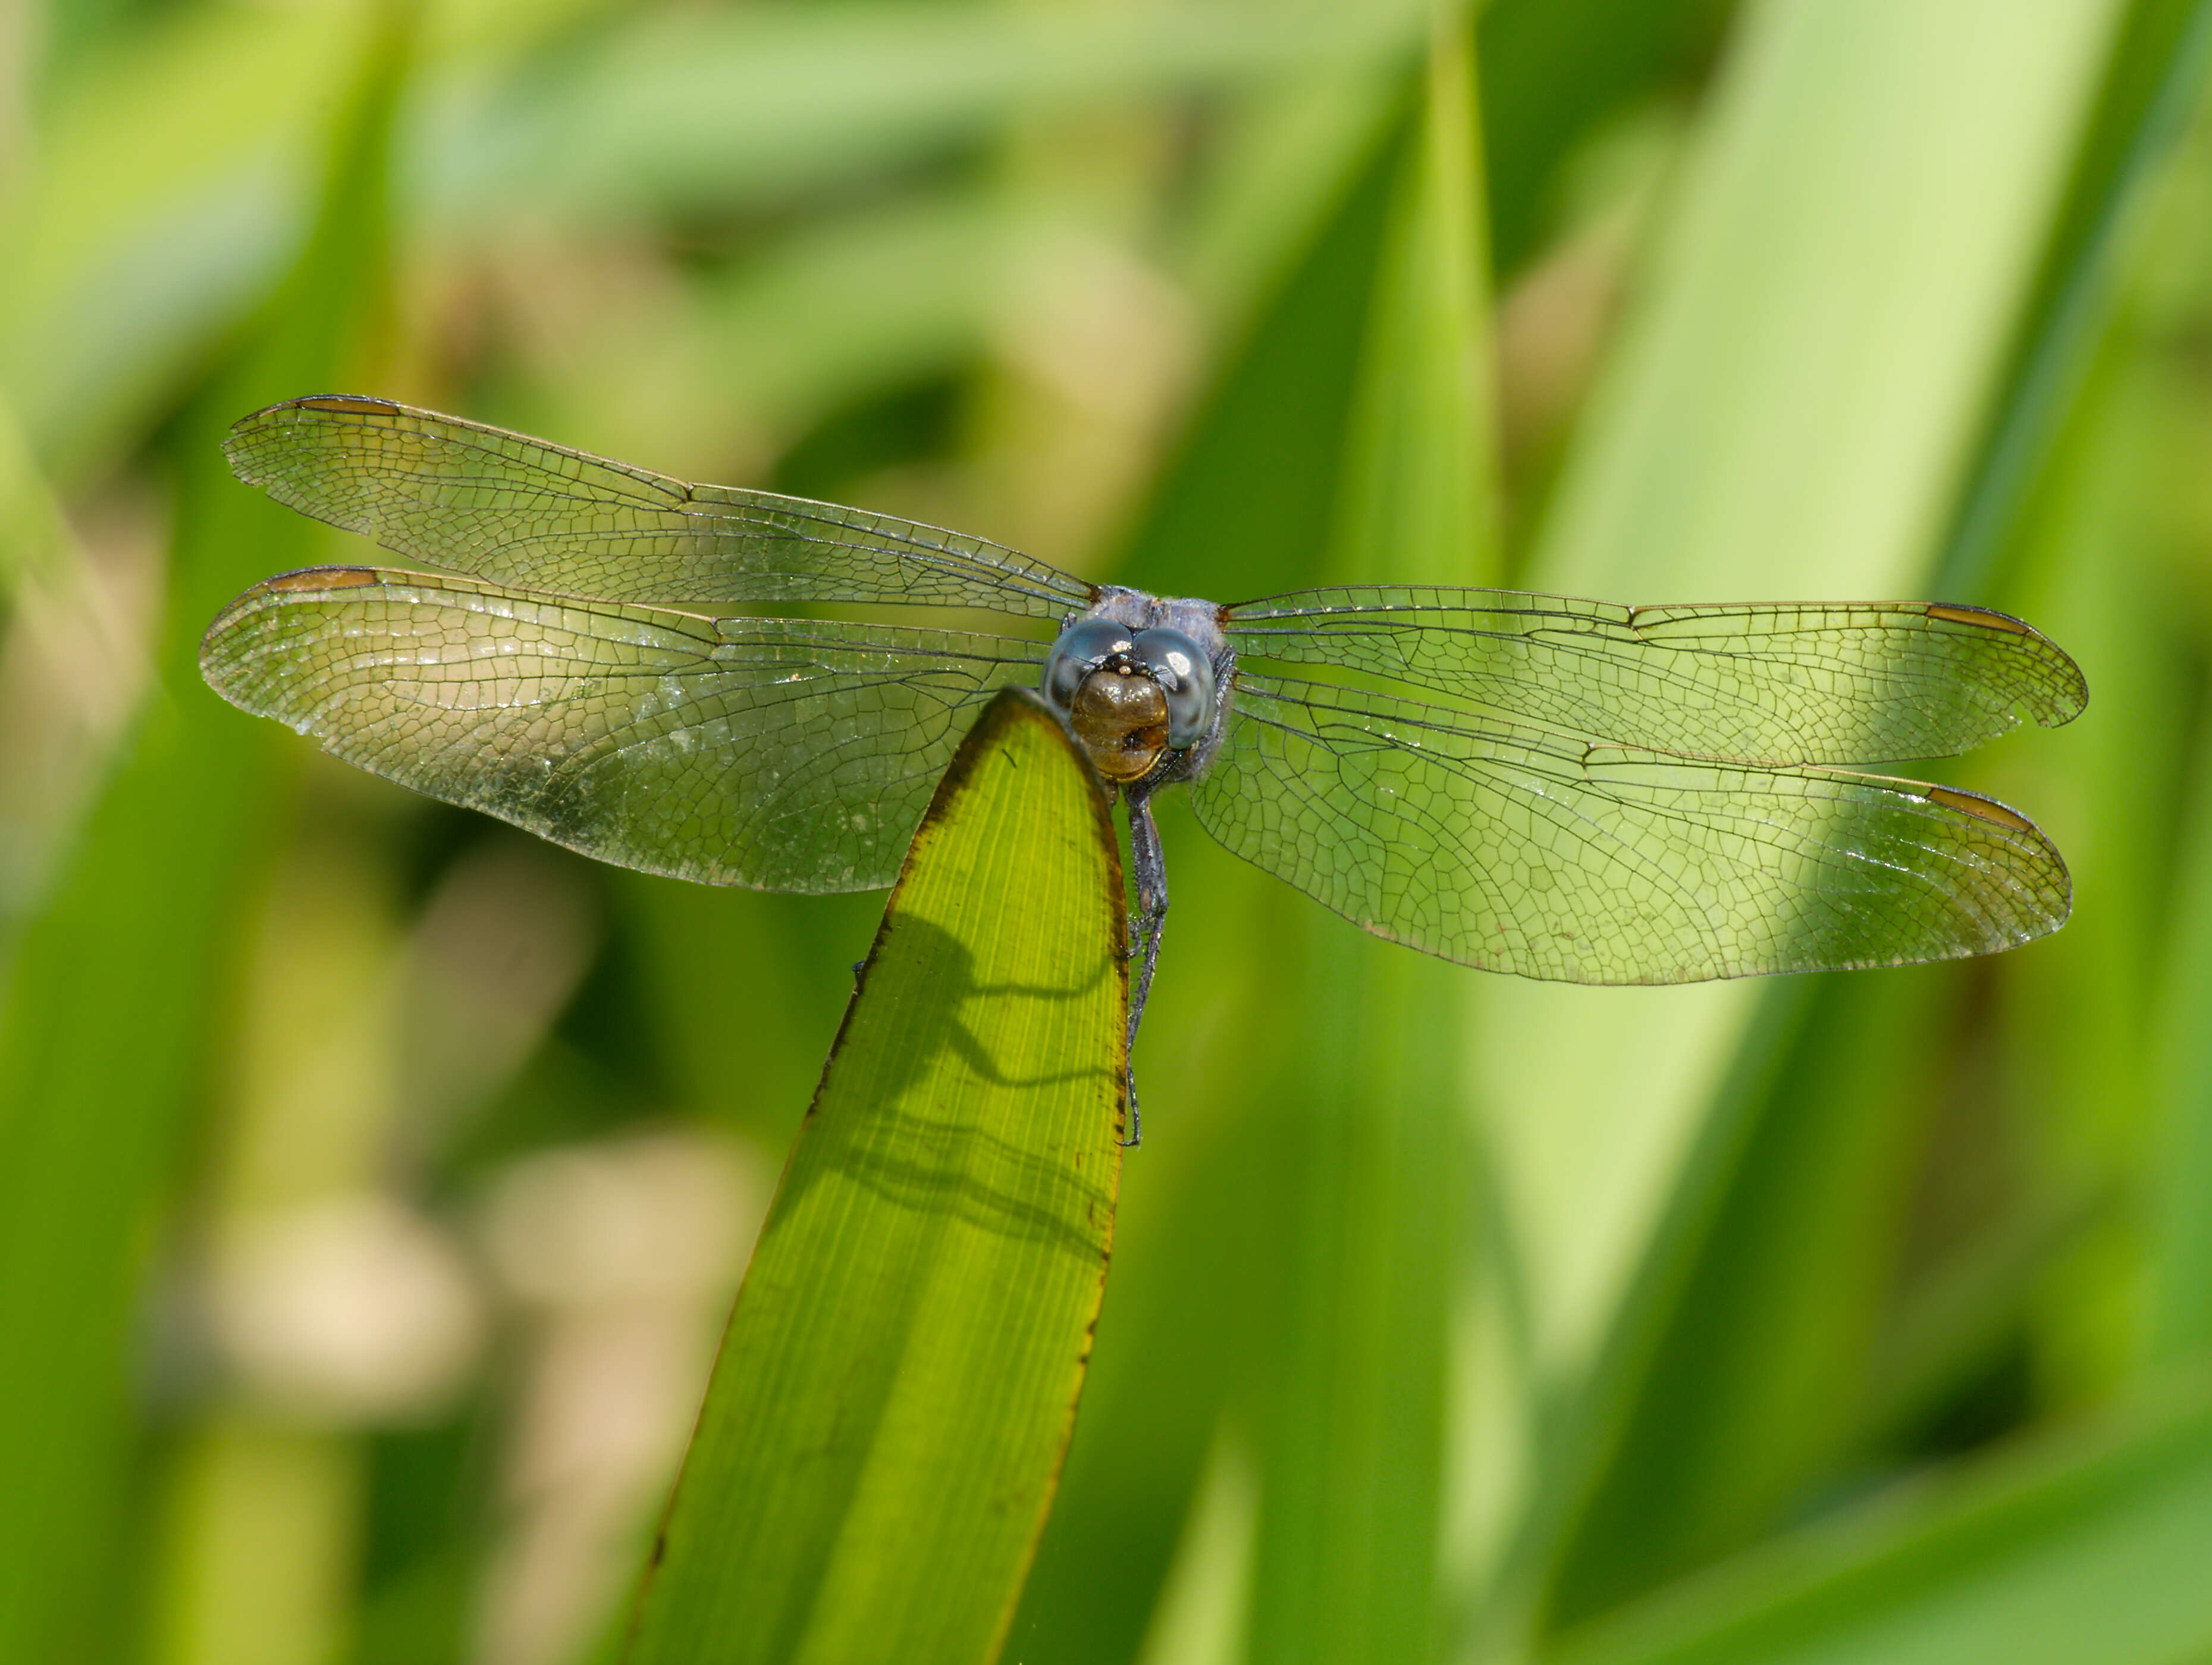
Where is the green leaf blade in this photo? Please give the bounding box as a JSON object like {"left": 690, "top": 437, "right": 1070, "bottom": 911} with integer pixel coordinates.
{"left": 1551, "top": 1378, "right": 2212, "bottom": 1665}
{"left": 625, "top": 686, "right": 1125, "bottom": 1665}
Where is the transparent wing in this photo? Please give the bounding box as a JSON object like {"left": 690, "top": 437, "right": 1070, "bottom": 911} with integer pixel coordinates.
{"left": 1223, "top": 587, "right": 2086, "bottom": 764}
{"left": 224, "top": 396, "right": 1098, "bottom": 618}
{"left": 200, "top": 566, "right": 1051, "bottom": 891}
{"left": 1188, "top": 674, "right": 2071, "bottom": 984}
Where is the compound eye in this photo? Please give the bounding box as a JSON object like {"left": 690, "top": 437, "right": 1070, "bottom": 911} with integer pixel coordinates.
{"left": 1131, "top": 628, "right": 1217, "bottom": 748}
{"left": 1041, "top": 619, "right": 1135, "bottom": 712}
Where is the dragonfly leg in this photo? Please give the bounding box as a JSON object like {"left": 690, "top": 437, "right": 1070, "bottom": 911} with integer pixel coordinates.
{"left": 1122, "top": 790, "right": 1169, "bottom": 1147}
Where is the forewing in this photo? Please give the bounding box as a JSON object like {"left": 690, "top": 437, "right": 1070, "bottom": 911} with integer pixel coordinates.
{"left": 224, "top": 396, "right": 1097, "bottom": 618}
{"left": 200, "top": 566, "right": 1051, "bottom": 892}
{"left": 1188, "top": 675, "right": 2071, "bottom": 984}
{"left": 1223, "top": 588, "right": 2085, "bottom": 764}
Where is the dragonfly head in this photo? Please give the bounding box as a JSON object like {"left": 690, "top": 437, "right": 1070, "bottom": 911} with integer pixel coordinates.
{"left": 1043, "top": 617, "right": 1218, "bottom": 784}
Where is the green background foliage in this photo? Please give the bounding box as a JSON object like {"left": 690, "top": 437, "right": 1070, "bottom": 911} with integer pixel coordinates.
{"left": 0, "top": 1, "right": 2208, "bottom": 1662}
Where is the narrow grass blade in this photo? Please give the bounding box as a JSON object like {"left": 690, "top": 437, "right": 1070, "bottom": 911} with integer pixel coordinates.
{"left": 1934, "top": 0, "right": 2212, "bottom": 598}
{"left": 0, "top": 14, "right": 409, "bottom": 1657}
{"left": 1541, "top": 970, "right": 1949, "bottom": 1623}
{"left": 622, "top": 688, "right": 1126, "bottom": 1665}
{"left": 2149, "top": 705, "right": 2212, "bottom": 1366}
{"left": 1249, "top": 24, "right": 1499, "bottom": 1665}
{"left": 1001, "top": 108, "right": 1410, "bottom": 1665}
{"left": 1478, "top": 0, "right": 1733, "bottom": 278}
{"left": 1534, "top": 0, "right": 2128, "bottom": 603}
{"left": 1549, "top": 1375, "right": 2212, "bottom": 1665}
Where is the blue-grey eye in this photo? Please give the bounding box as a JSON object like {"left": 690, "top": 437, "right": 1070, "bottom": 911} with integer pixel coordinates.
{"left": 1131, "top": 628, "right": 1216, "bottom": 748}
{"left": 1041, "top": 619, "right": 1136, "bottom": 713}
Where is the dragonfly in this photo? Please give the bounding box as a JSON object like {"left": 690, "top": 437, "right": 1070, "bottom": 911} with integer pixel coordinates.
{"left": 203, "top": 396, "right": 2085, "bottom": 1141}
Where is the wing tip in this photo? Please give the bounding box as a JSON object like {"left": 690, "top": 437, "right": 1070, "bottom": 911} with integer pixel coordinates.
{"left": 2042, "top": 652, "right": 2091, "bottom": 729}
{"left": 1923, "top": 601, "right": 2089, "bottom": 730}
{"left": 200, "top": 566, "right": 388, "bottom": 692}
{"left": 1918, "top": 781, "right": 2074, "bottom": 944}
{"left": 223, "top": 394, "right": 405, "bottom": 479}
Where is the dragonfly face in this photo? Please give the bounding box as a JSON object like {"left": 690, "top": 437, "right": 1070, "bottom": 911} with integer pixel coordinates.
{"left": 202, "top": 396, "right": 2089, "bottom": 1139}
{"left": 1040, "top": 591, "right": 1229, "bottom": 785}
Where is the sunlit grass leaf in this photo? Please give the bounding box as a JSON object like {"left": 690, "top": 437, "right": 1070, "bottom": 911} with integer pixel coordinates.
{"left": 1985, "top": 331, "right": 2188, "bottom": 1402}
{"left": 623, "top": 688, "right": 1125, "bottom": 1665}
{"left": 1486, "top": 0, "right": 2125, "bottom": 1400}
{"left": 1549, "top": 1374, "right": 2212, "bottom": 1665}
{"left": 1541, "top": 970, "right": 1946, "bottom": 1624}
{"left": 1470, "top": 0, "right": 2134, "bottom": 1645}
{"left": 1538, "top": 0, "right": 2212, "bottom": 1617}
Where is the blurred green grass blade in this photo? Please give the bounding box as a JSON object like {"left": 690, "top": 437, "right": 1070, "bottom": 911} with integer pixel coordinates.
{"left": 1859, "top": 1184, "right": 2111, "bottom": 1446}
{"left": 2140, "top": 92, "right": 2212, "bottom": 1353}
{"left": 418, "top": 0, "right": 1430, "bottom": 227}
{"left": 2150, "top": 707, "right": 2212, "bottom": 1366}
{"left": 0, "top": 1, "right": 370, "bottom": 480}
{"left": 0, "top": 11, "right": 409, "bottom": 1660}
{"left": 1529, "top": 0, "right": 2212, "bottom": 1627}
{"left": 622, "top": 689, "right": 1125, "bottom": 1665}
{"left": 1548, "top": 1375, "right": 2212, "bottom": 1665}
{"left": 1489, "top": 0, "right": 2129, "bottom": 1378}
{"left": 1934, "top": 0, "right": 2212, "bottom": 598}
{"left": 1990, "top": 347, "right": 2194, "bottom": 1399}
{"left": 1477, "top": 0, "right": 1734, "bottom": 277}
{"left": 1175, "top": 73, "right": 1403, "bottom": 329}
{"left": 1473, "top": 0, "right": 2127, "bottom": 1627}
{"left": 1115, "top": 117, "right": 1403, "bottom": 604}
{"left": 1000, "top": 114, "right": 1408, "bottom": 1665}
{"left": 1325, "top": 30, "right": 1496, "bottom": 585}
{"left": 1541, "top": 970, "right": 1949, "bottom": 1625}
{"left": 1534, "top": 0, "right": 2126, "bottom": 601}
{"left": 1474, "top": 976, "right": 1819, "bottom": 1654}
{"left": 1248, "top": 26, "right": 1497, "bottom": 1664}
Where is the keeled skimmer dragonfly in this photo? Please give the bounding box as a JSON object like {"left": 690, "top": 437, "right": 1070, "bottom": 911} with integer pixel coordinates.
{"left": 203, "top": 397, "right": 2085, "bottom": 1139}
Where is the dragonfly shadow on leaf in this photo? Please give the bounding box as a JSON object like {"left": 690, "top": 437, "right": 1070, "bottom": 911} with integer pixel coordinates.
{"left": 782, "top": 914, "right": 1119, "bottom": 1260}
